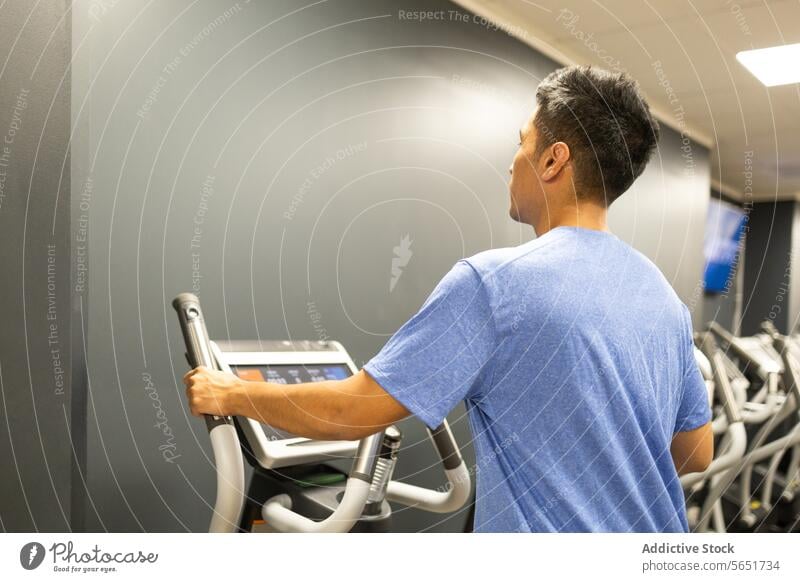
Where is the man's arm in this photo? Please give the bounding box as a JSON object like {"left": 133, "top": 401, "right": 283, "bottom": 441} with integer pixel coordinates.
{"left": 184, "top": 366, "right": 411, "bottom": 441}
{"left": 670, "top": 421, "right": 713, "bottom": 476}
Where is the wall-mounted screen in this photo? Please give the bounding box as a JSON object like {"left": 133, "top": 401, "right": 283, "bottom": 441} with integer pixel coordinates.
{"left": 703, "top": 199, "right": 746, "bottom": 294}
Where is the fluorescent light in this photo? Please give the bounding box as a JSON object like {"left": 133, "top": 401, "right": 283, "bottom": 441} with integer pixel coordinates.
{"left": 736, "top": 43, "right": 800, "bottom": 87}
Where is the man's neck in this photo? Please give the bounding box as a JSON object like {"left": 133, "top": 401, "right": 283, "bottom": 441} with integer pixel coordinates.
{"left": 532, "top": 201, "right": 609, "bottom": 236}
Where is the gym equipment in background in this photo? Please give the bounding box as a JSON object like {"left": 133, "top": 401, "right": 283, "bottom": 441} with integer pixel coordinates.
{"left": 685, "top": 321, "right": 800, "bottom": 533}
{"left": 683, "top": 332, "right": 747, "bottom": 532}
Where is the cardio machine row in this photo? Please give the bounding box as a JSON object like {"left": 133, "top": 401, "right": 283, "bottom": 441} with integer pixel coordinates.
{"left": 685, "top": 320, "right": 800, "bottom": 533}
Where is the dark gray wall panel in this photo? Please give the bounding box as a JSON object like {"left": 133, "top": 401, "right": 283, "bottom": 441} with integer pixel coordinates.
{"left": 0, "top": 0, "right": 76, "bottom": 531}
{"left": 703, "top": 290, "right": 739, "bottom": 333}
{"left": 741, "top": 201, "right": 795, "bottom": 335}
{"left": 71, "top": 0, "right": 710, "bottom": 532}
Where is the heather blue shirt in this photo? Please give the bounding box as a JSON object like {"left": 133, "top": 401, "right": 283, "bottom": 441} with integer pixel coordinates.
{"left": 363, "top": 226, "right": 711, "bottom": 532}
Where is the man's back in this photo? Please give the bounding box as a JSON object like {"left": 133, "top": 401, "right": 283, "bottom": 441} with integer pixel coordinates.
{"left": 364, "top": 226, "right": 711, "bottom": 532}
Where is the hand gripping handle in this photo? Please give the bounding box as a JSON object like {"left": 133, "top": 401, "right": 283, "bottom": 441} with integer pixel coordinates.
{"left": 172, "top": 293, "right": 245, "bottom": 533}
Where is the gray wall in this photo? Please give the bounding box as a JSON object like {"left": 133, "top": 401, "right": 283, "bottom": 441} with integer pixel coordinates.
{"left": 789, "top": 203, "right": 800, "bottom": 333}
{"left": 70, "top": 0, "right": 710, "bottom": 532}
{"left": 0, "top": 1, "right": 78, "bottom": 531}
{"left": 726, "top": 200, "right": 800, "bottom": 337}
{"left": 704, "top": 286, "right": 740, "bottom": 333}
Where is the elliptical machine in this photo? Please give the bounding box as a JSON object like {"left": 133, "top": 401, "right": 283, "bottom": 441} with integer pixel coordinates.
{"left": 172, "top": 293, "right": 472, "bottom": 533}
{"left": 750, "top": 321, "right": 800, "bottom": 531}
{"left": 682, "top": 332, "right": 747, "bottom": 533}
{"left": 690, "top": 321, "right": 800, "bottom": 532}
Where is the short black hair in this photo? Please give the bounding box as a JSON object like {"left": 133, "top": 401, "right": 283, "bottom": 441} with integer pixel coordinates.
{"left": 533, "top": 65, "right": 660, "bottom": 205}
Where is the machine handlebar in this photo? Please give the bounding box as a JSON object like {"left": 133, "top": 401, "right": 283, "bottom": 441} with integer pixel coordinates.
{"left": 172, "top": 293, "right": 245, "bottom": 533}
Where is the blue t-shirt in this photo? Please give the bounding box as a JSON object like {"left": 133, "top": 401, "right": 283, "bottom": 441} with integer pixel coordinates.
{"left": 363, "top": 226, "right": 711, "bottom": 532}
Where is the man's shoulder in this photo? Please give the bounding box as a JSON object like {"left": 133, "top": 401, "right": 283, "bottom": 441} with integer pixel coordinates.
{"left": 459, "top": 234, "right": 685, "bottom": 309}
{"left": 623, "top": 243, "right": 684, "bottom": 302}
{"left": 462, "top": 236, "right": 559, "bottom": 278}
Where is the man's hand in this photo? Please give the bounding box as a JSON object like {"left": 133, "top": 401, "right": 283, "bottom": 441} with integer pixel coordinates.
{"left": 183, "top": 366, "right": 242, "bottom": 417}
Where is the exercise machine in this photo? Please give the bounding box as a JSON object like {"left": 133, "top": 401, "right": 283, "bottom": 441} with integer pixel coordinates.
{"left": 708, "top": 321, "right": 799, "bottom": 532}
{"left": 682, "top": 332, "right": 747, "bottom": 532}
{"left": 686, "top": 321, "right": 800, "bottom": 532}
{"left": 172, "top": 293, "right": 471, "bottom": 532}
{"left": 751, "top": 321, "right": 800, "bottom": 531}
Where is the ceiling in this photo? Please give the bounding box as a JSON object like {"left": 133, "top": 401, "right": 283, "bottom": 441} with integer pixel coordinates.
{"left": 453, "top": 0, "right": 800, "bottom": 202}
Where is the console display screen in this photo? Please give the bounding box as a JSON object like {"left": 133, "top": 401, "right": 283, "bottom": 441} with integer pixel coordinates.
{"left": 230, "top": 364, "right": 353, "bottom": 440}
{"left": 231, "top": 363, "right": 352, "bottom": 384}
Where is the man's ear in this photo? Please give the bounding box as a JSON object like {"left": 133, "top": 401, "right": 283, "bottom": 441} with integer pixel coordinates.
{"left": 541, "top": 142, "right": 570, "bottom": 181}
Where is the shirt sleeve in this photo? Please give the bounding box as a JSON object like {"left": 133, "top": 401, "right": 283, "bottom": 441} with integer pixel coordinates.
{"left": 363, "top": 260, "right": 496, "bottom": 429}
{"left": 673, "top": 308, "right": 712, "bottom": 434}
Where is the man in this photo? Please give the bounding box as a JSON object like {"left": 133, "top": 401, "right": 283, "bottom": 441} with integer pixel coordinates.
{"left": 185, "top": 65, "right": 713, "bottom": 532}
